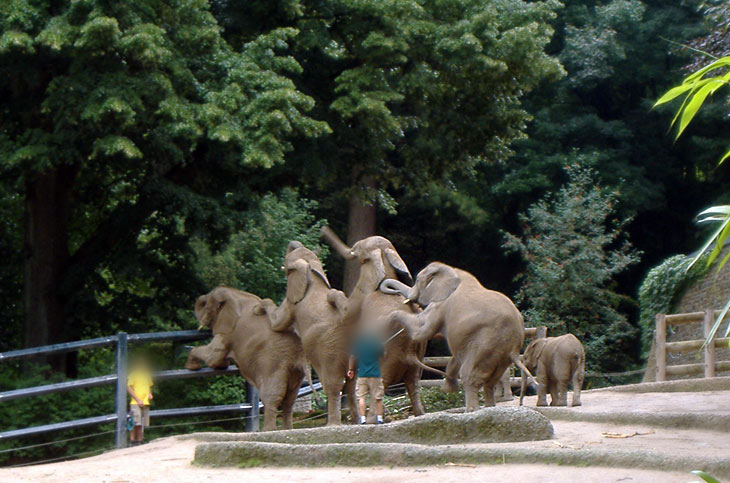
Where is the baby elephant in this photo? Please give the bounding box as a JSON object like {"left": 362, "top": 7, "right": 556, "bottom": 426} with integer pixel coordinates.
{"left": 520, "top": 334, "right": 585, "bottom": 407}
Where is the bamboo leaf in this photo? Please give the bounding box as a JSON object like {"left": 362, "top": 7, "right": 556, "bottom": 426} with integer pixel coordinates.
{"left": 676, "top": 80, "right": 724, "bottom": 138}
{"left": 706, "top": 219, "right": 730, "bottom": 267}
{"left": 653, "top": 83, "right": 694, "bottom": 107}
{"left": 684, "top": 56, "right": 730, "bottom": 83}
{"left": 719, "top": 148, "right": 730, "bottom": 166}
{"left": 686, "top": 215, "right": 730, "bottom": 271}
{"left": 690, "top": 470, "right": 722, "bottom": 483}
{"left": 700, "top": 299, "right": 730, "bottom": 351}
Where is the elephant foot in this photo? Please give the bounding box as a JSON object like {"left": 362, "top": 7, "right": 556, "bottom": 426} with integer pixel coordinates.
{"left": 571, "top": 400, "right": 582, "bottom": 407}
{"left": 496, "top": 395, "right": 514, "bottom": 403}
{"left": 443, "top": 378, "right": 459, "bottom": 393}
{"left": 536, "top": 400, "right": 548, "bottom": 407}
{"left": 184, "top": 360, "right": 203, "bottom": 371}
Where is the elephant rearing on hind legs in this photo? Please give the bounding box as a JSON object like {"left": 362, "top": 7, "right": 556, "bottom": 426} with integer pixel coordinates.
{"left": 185, "top": 286, "right": 306, "bottom": 431}
{"left": 259, "top": 241, "right": 359, "bottom": 425}
{"left": 321, "top": 227, "right": 443, "bottom": 417}
{"left": 381, "top": 262, "right": 535, "bottom": 411}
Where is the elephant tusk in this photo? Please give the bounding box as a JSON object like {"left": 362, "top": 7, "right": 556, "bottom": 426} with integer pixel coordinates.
{"left": 403, "top": 299, "right": 411, "bottom": 304}
{"left": 280, "top": 265, "right": 285, "bottom": 271}
{"left": 197, "top": 324, "right": 205, "bottom": 330}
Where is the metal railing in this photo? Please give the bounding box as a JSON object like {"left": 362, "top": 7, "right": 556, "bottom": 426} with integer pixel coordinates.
{"left": 655, "top": 309, "right": 730, "bottom": 381}
{"left": 0, "top": 330, "right": 321, "bottom": 450}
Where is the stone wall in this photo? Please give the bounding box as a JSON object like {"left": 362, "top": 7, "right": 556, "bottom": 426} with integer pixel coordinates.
{"left": 643, "top": 248, "right": 730, "bottom": 382}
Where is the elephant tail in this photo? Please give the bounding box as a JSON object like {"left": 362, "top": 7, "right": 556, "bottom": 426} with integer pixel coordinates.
{"left": 512, "top": 354, "right": 538, "bottom": 405}
{"left": 410, "top": 356, "right": 449, "bottom": 378}
{"left": 304, "top": 361, "right": 325, "bottom": 408}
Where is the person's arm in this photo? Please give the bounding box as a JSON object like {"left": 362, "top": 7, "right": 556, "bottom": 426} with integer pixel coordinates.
{"left": 347, "top": 355, "right": 356, "bottom": 379}
{"left": 127, "top": 386, "right": 143, "bottom": 406}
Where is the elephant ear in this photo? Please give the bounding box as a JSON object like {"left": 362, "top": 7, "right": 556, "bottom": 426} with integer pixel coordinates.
{"left": 525, "top": 339, "right": 546, "bottom": 367}
{"left": 286, "top": 259, "right": 311, "bottom": 304}
{"left": 210, "top": 289, "right": 238, "bottom": 335}
{"left": 308, "top": 258, "right": 331, "bottom": 289}
{"left": 384, "top": 248, "right": 413, "bottom": 285}
{"left": 420, "top": 264, "right": 461, "bottom": 306}
{"left": 368, "top": 248, "right": 386, "bottom": 286}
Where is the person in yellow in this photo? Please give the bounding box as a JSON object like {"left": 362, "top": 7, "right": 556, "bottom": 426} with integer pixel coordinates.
{"left": 127, "top": 357, "right": 154, "bottom": 446}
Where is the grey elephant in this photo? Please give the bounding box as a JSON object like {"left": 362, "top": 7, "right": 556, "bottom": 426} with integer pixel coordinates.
{"left": 494, "top": 368, "right": 514, "bottom": 402}
{"left": 321, "top": 227, "right": 441, "bottom": 417}
{"left": 381, "top": 262, "right": 534, "bottom": 411}
{"left": 185, "top": 286, "right": 306, "bottom": 431}
{"left": 260, "top": 241, "right": 358, "bottom": 425}
{"left": 519, "top": 333, "right": 585, "bottom": 407}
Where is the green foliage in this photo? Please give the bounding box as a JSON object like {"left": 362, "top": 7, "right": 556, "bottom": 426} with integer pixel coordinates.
{"left": 637, "top": 254, "right": 708, "bottom": 358}
{"left": 191, "top": 189, "right": 328, "bottom": 301}
{"left": 690, "top": 470, "right": 722, "bottom": 483}
{"left": 503, "top": 163, "right": 642, "bottom": 372}
{"left": 418, "top": 387, "right": 466, "bottom": 413}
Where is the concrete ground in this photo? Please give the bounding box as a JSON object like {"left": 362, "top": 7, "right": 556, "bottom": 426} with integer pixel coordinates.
{"left": 1, "top": 381, "right": 728, "bottom": 482}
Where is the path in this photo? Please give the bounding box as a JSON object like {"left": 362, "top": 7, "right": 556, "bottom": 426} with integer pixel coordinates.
{"left": 1, "top": 382, "right": 728, "bottom": 482}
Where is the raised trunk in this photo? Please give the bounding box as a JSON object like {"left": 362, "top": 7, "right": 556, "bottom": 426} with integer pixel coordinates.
{"left": 344, "top": 176, "right": 376, "bottom": 295}
{"left": 23, "top": 165, "right": 77, "bottom": 375}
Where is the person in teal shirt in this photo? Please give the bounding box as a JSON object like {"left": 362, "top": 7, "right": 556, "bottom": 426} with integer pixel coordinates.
{"left": 348, "top": 331, "right": 385, "bottom": 424}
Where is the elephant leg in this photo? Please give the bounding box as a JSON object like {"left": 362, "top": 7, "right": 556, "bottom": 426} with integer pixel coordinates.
{"left": 404, "top": 370, "right": 425, "bottom": 417}
{"left": 388, "top": 306, "right": 443, "bottom": 344}
{"left": 343, "top": 376, "right": 360, "bottom": 423}
{"left": 280, "top": 385, "right": 300, "bottom": 431}
{"left": 463, "top": 383, "right": 481, "bottom": 411}
{"left": 185, "top": 335, "right": 228, "bottom": 370}
{"left": 571, "top": 365, "right": 584, "bottom": 407}
{"left": 553, "top": 381, "right": 568, "bottom": 407}
{"left": 261, "top": 401, "right": 279, "bottom": 431}
{"left": 324, "top": 384, "right": 343, "bottom": 426}
{"left": 443, "top": 357, "right": 461, "bottom": 393}
{"left": 495, "top": 369, "right": 513, "bottom": 402}
{"left": 535, "top": 364, "right": 549, "bottom": 406}
{"left": 482, "top": 382, "right": 496, "bottom": 407}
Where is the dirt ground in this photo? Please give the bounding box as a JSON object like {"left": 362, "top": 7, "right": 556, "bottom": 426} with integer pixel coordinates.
{"left": 1, "top": 388, "right": 727, "bottom": 482}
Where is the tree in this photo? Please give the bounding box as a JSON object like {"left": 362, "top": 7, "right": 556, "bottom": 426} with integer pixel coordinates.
{"left": 192, "top": 189, "right": 329, "bottom": 300}
{"left": 0, "top": 0, "right": 326, "bottom": 369}
{"left": 503, "top": 163, "right": 641, "bottom": 372}
{"left": 215, "top": 0, "right": 565, "bottom": 291}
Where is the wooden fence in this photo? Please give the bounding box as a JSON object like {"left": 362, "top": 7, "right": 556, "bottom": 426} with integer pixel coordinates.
{"left": 655, "top": 310, "right": 730, "bottom": 381}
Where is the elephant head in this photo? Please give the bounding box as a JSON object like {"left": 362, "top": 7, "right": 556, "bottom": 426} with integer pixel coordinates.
{"left": 194, "top": 286, "right": 244, "bottom": 335}
{"left": 380, "top": 262, "right": 461, "bottom": 308}
{"left": 320, "top": 226, "right": 412, "bottom": 294}
{"left": 283, "top": 240, "right": 331, "bottom": 304}
{"left": 522, "top": 338, "right": 547, "bottom": 371}
{"left": 519, "top": 338, "right": 547, "bottom": 406}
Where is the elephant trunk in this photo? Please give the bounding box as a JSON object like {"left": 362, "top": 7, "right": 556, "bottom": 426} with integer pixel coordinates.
{"left": 379, "top": 279, "right": 412, "bottom": 299}
{"left": 320, "top": 226, "right": 356, "bottom": 260}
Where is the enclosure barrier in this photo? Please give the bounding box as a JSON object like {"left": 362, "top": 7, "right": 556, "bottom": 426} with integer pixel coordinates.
{"left": 655, "top": 310, "right": 730, "bottom": 382}
{"left": 0, "top": 331, "right": 322, "bottom": 450}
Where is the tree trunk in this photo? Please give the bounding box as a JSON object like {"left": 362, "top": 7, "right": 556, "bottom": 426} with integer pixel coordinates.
{"left": 23, "top": 165, "right": 77, "bottom": 374}
{"left": 344, "top": 177, "right": 376, "bottom": 295}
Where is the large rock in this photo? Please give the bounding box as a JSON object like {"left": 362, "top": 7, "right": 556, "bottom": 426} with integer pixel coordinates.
{"left": 193, "top": 407, "right": 553, "bottom": 467}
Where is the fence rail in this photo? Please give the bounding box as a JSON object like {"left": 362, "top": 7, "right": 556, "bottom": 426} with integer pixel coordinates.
{"left": 0, "top": 330, "right": 266, "bottom": 448}
{"left": 655, "top": 309, "right": 729, "bottom": 382}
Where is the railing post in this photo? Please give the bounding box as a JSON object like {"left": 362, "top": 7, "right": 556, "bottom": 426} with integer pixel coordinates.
{"left": 655, "top": 314, "right": 666, "bottom": 382}
{"left": 535, "top": 326, "right": 547, "bottom": 339}
{"left": 245, "top": 382, "right": 259, "bottom": 432}
{"left": 704, "top": 309, "right": 716, "bottom": 378}
{"left": 115, "top": 333, "right": 128, "bottom": 448}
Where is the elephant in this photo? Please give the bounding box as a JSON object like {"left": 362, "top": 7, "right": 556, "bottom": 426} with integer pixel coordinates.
{"left": 259, "top": 241, "right": 359, "bottom": 425}
{"left": 320, "top": 227, "right": 439, "bottom": 417}
{"left": 380, "top": 262, "right": 535, "bottom": 411}
{"left": 494, "top": 368, "right": 514, "bottom": 402}
{"left": 184, "top": 286, "right": 306, "bottom": 431}
{"left": 519, "top": 333, "right": 585, "bottom": 407}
